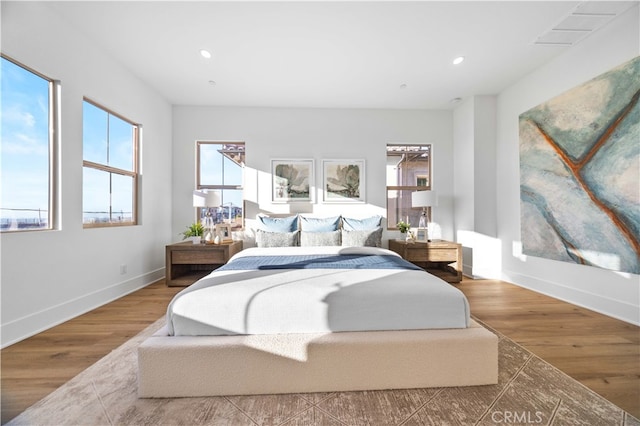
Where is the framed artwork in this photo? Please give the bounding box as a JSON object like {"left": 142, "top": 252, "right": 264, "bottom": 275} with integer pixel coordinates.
{"left": 415, "top": 228, "right": 428, "bottom": 242}
{"left": 519, "top": 56, "right": 639, "bottom": 274}
{"left": 271, "top": 159, "right": 314, "bottom": 203}
{"left": 215, "top": 223, "right": 233, "bottom": 243}
{"left": 322, "top": 159, "right": 365, "bottom": 203}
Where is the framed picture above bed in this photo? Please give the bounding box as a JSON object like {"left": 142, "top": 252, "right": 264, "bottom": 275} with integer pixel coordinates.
{"left": 322, "top": 159, "right": 365, "bottom": 203}
{"left": 271, "top": 159, "right": 314, "bottom": 203}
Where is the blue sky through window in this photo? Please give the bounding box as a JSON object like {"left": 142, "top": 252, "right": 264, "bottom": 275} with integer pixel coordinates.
{"left": 1, "top": 57, "right": 51, "bottom": 229}
{"left": 82, "top": 99, "right": 136, "bottom": 224}
{"left": 199, "top": 143, "right": 244, "bottom": 222}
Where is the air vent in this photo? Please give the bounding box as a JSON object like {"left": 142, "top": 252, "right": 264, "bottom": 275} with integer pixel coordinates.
{"left": 533, "top": 1, "right": 636, "bottom": 46}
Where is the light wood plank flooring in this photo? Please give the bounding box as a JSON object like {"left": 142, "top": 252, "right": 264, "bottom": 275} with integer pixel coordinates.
{"left": 1, "top": 278, "right": 638, "bottom": 424}
{"left": 457, "top": 278, "right": 639, "bottom": 418}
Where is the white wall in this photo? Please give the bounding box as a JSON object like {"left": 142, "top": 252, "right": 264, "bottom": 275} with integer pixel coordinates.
{"left": 453, "top": 96, "right": 501, "bottom": 279}
{"left": 494, "top": 6, "right": 640, "bottom": 324}
{"left": 172, "top": 106, "right": 454, "bottom": 244}
{"left": 0, "top": 2, "right": 173, "bottom": 346}
{"left": 453, "top": 100, "right": 475, "bottom": 235}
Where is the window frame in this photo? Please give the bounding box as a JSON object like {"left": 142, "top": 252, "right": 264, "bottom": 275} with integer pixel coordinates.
{"left": 82, "top": 97, "right": 139, "bottom": 228}
{"left": 0, "top": 55, "right": 58, "bottom": 233}
{"left": 385, "top": 143, "right": 432, "bottom": 230}
{"left": 196, "top": 141, "right": 245, "bottom": 229}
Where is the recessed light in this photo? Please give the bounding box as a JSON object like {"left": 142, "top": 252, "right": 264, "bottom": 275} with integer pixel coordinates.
{"left": 400, "top": 83, "right": 407, "bottom": 89}
{"left": 200, "top": 49, "right": 212, "bottom": 59}
{"left": 208, "top": 80, "right": 216, "bottom": 86}
{"left": 450, "top": 97, "right": 462, "bottom": 104}
{"left": 453, "top": 56, "right": 465, "bottom": 65}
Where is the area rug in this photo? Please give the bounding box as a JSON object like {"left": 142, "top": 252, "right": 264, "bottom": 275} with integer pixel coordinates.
{"left": 7, "top": 318, "right": 639, "bottom": 426}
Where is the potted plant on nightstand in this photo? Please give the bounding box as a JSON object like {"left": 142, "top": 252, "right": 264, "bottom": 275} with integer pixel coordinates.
{"left": 396, "top": 220, "right": 416, "bottom": 243}
{"left": 181, "top": 222, "right": 204, "bottom": 244}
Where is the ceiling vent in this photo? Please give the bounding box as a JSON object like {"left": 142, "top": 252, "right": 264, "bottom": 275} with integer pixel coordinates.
{"left": 533, "top": 1, "right": 636, "bottom": 46}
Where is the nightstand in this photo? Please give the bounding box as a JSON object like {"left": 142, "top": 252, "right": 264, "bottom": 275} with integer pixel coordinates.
{"left": 165, "top": 240, "right": 243, "bottom": 287}
{"left": 388, "top": 239, "right": 463, "bottom": 283}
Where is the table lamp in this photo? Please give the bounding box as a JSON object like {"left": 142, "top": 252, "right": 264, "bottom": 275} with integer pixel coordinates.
{"left": 411, "top": 190, "right": 438, "bottom": 242}
{"left": 193, "top": 190, "right": 221, "bottom": 242}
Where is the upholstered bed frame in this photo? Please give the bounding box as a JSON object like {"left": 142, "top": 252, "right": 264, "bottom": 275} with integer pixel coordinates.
{"left": 137, "top": 319, "right": 498, "bottom": 398}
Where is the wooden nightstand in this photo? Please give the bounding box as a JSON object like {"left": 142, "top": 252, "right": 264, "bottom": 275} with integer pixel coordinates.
{"left": 165, "top": 240, "right": 243, "bottom": 287}
{"left": 388, "top": 239, "right": 463, "bottom": 283}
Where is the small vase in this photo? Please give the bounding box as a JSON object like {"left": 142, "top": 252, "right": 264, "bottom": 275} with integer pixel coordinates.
{"left": 405, "top": 231, "right": 415, "bottom": 244}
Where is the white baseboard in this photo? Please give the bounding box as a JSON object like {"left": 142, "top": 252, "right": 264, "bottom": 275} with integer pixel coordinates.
{"left": 462, "top": 263, "right": 474, "bottom": 278}
{"left": 1, "top": 268, "right": 166, "bottom": 348}
{"left": 502, "top": 269, "right": 640, "bottom": 326}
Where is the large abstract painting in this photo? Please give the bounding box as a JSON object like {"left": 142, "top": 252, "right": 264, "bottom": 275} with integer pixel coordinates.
{"left": 519, "top": 56, "right": 639, "bottom": 274}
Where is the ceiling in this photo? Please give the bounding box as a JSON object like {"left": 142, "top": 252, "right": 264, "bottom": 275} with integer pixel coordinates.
{"left": 45, "top": 1, "right": 637, "bottom": 110}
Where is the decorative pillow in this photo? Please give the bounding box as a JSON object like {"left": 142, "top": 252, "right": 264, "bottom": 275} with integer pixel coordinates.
{"left": 342, "top": 216, "right": 382, "bottom": 231}
{"left": 255, "top": 230, "right": 299, "bottom": 248}
{"left": 341, "top": 227, "right": 383, "bottom": 247}
{"left": 257, "top": 215, "right": 298, "bottom": 232}
{"left": 300, "top": 230, "right": 341, "bottom": 247}
{"left": 300, "top": 215, "right": 341, "bottom": 232}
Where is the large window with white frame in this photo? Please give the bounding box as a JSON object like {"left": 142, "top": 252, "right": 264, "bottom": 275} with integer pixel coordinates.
{"left": 82, "top": 98, "right": 139, "bottom": 227}
{"left": 386, "top": 144, "right": 432, "bottom": 229}
{"left": 1, "top": 55, "right": 57, "bottom": 232}
{"left": 197, "top": 141, "right": 245, "bottom": 230}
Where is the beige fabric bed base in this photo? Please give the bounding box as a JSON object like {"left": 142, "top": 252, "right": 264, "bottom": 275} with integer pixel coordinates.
{"left": 138, "top": 319, "right": 498, "bottom": 398}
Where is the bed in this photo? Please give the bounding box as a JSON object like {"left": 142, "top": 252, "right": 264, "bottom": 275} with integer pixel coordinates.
{"left": 138, "top": 246, "right": 498, "bottom": 397}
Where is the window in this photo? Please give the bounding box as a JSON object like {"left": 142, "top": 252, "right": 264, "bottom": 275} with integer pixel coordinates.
{"left": 1, "top": 56, "right": 57, "bottom": 232}
{"left": 386, "top": 144, "right": 431, "bottom": 229}
{"left": 82, "top": 99, "right": 139, "bottom": 227}
{"left": 197, "top": 142, "right": 245, "bottom": 230}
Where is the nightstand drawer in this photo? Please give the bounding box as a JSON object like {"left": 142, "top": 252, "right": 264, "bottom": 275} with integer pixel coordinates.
{"left": 388, "top": 239, "right": 462, "bottom": 283}
{"left": 172, "top": 250, "right": 225, "bottom": 264}
{"left": 422, "top": 248, "right": 457, "bottom": 262}
{"left": 166, "top": 240, "right": 243, "bottom": 287}
{"left": 404, "top": 248, "right": 456, "bottom": 262}
{"left": 404, "top": 249, "right": 429, "bottom": 262}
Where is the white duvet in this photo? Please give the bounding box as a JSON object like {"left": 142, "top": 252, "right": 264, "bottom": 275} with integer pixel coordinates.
{"left": 167, "top": 246, "right": 470, "bottom": 336}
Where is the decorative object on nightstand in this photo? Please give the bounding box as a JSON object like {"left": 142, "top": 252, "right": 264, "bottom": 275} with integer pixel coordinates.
{"left": 165, "top": 240, "right": 242, "bottom": 286}
{"left": 388, "top": 238, "right": 462, "bottom": 283}
{"left": 215, "top": 223, "right": 233, "bottom": 243}
{"left": 396, "top": 220, "right": 415, "bottom": 243}
{"left": 181, "top": 222, "right": 204, "bottom": 244}
{"left": 412, "top": 190, "right": 438, "bottom": 242}
{"left": 396, "top": 220, "right": 410, "bottom": 233}
{"left": 193, "top": 189, "right": 221, "bottom": 243}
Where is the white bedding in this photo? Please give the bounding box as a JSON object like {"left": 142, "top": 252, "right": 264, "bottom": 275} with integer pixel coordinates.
{"left": 167, "top": 246, "right": 470, "bottom": 336}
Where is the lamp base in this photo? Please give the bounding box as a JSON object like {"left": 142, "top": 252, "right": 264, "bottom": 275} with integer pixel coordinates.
{"left": 418, "top": 209, "right": 427, "bottom": 229}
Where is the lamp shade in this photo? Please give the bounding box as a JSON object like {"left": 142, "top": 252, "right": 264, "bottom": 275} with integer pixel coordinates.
{"left": 193, "top": 190, "right": 221, "bottom": 207}
{"left": 411, "top": 190, "right": 438, "bottom": 208}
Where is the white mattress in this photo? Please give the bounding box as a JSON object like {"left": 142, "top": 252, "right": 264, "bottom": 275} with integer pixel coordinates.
{"left": 167, "top": 246, "right": 470, "bottom": 336}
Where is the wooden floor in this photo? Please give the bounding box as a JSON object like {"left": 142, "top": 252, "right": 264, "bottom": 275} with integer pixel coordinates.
{"left": 458, "top": 278, "right": 640, "bottom": 419}
{"left": 1, "top": 277, "right": 638, "bottom": 424}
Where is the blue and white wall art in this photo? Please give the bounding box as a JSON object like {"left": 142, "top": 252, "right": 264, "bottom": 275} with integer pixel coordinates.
{"left": 519, "top": 56, "right": 639, "bottom": 274}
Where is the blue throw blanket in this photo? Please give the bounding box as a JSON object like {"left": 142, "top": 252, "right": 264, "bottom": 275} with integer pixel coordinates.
{"left": 217, "top": 254, "right": 423, "bottom": 271}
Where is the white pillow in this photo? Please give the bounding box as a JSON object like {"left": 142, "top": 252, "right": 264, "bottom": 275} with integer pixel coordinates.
{"left": 255, "top": 230, "right": 299, "bottom": 248}
{"left": 300, "top": 230, "right": 341, "bottom": 246}
{"left": 341, "top": 227, "right": 383, "bottom": 247}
